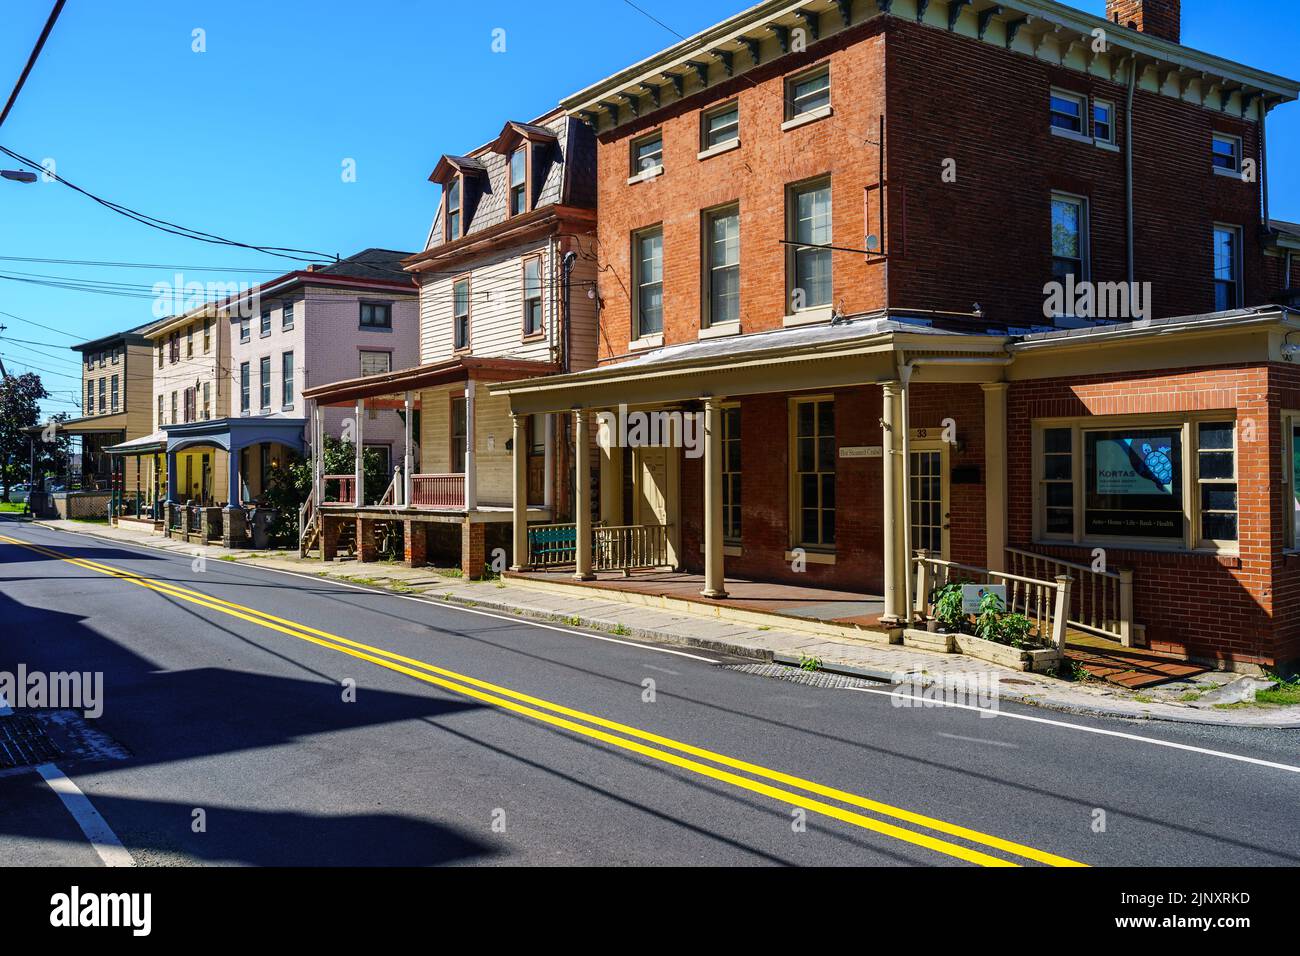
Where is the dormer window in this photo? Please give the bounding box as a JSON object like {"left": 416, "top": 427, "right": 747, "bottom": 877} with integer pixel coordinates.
{"left": 445, "top": 176, "right": 462, "bottom": 241}
{"left": 510, "top": 148, "right": 528, "bottom": 215}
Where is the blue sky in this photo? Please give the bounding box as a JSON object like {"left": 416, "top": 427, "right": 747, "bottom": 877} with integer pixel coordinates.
{"left": 1, "top": 0, "right": 1297, "bottom": 417}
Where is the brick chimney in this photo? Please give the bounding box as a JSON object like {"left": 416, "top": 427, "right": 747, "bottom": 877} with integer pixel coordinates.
{"left": 1107, "top": 0, "right": 1180, "bottom": 44}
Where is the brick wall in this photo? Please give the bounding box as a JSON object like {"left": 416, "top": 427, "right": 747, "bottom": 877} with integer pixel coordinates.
{"left": 885, "top": 18, "right": 1262, "bottom": 325}
{"left": 1007, "top": 365, "right": 1287, "bottom": 667}
{"left": 593, "top": 20, "right": 888, "bottom": 359}
{"left": 1106, "top": 0, "right": 1181, "bottom": 43}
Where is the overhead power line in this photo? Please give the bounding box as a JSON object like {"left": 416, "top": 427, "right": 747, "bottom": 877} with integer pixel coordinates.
{"left": 0, "top": 0, "right": 66, "bottom": 130}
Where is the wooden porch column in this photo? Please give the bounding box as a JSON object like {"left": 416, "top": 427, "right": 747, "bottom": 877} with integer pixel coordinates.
{"left": 403, "top": 391, "right": 414, "bottom": 507}
{"left": 312, "top": 403, "right": 324, "bottom": 509}
{"left": 464, "top": 379, "right": 478, "bottom": 511}
{"left": 981, "top": 382, "right": 1009, "bottom": 573}
{"left": 573, "top": 409, "right": 594, "bottom": 581}
{"left": 510, "top": 412, "right": 528, "bottom": 571}
{"left": 700, "top": 397, "right": 728, "bottom": 599}
{"left": 881, "top": 381, "right": 903, "bottom": 623}
{"left": 543, "top": 412, "right": 554, "bottom": 510}
{"left": 353, "top": 399, "right": 365, "bottom": 507}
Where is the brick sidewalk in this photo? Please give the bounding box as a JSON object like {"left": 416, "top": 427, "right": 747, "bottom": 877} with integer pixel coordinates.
{"left": 22, "top": 517, "right": 1300, "bottom": 729}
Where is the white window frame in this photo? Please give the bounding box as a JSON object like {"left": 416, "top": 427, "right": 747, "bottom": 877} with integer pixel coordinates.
{"left": 1212, "top": 132, "right": 1243, "bottom": 176}
{"left": 632, "top": 225, "right": 664, "bottom": 341}
{"left": 630, "top": 131, "right": 664, "bottom": 180}
{"left": 1050, "top": 191, "right": 1091, "bottom": 287}
{"left": 1049, "top": 88, "right": 1089, "bottom": 140}
{"left": 784, "top": 64, "right": 831, "bottom": 124}
{"left": 1092, "top": 98, "right": 1116, "bottom": 146}
{"left": 1032, "top": 414, "right": 1240, "bottom": 555}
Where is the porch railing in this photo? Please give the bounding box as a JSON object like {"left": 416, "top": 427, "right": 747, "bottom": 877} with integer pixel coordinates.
{"left": 524, "top": 523, "right": 670, "bottom": 574}
{"left": 378, "top": 467, "right": 402, "bottom": 507}
{"left": 913, "top": 551, "right": 1072, "bottom": 651}
{"left": 528, "top": 523, "right": 577, "bottom": 568}
{"left": 322, "top": 475, "right": 355, "bottom": 506}
{"left": 593, "top": 524, "right": 669, "bottom": 573}
{"left": 1005, "top": 547, "right": 1137, "bottom": 647}
{"left": 411, "top": 473, "right": 465, "bottom": 509}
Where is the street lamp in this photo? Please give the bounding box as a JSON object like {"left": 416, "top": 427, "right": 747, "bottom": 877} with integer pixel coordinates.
{"left": 1, "top": 169, "right": 37, "bottom": 183}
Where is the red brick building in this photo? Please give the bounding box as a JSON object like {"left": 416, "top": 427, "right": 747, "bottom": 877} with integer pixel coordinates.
{"left": 494, "top": 0, "right": 1300, "bottom": 671}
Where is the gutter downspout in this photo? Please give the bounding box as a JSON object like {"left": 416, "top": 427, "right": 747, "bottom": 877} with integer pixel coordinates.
{"left": 1259, "top": 97, "right": 1270, "bottom": 227}
{"left": 562, "top": 250, "right": 577, "bottom": 373}
{"left": 1125, "top": 55, "right": 1138, "bottom": 286}
{"left": 561, "top": 249, "right": 578, "bottom": 519}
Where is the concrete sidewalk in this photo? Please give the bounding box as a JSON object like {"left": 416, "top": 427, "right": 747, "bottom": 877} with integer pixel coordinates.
{"left": 21, "top": 516, "right": 1300, "bottom": 729}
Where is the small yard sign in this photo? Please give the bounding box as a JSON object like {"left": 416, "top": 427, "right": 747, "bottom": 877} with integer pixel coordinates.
{"left": 961, "top": 584, "right": 1006, "bottom": 614}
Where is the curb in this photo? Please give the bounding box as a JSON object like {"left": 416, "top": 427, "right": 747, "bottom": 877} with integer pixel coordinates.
{"left": 22, "top": 518, "right": 1300, "bottom": 730}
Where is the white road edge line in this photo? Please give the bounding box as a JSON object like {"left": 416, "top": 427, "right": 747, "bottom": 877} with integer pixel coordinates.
{"left": 1, "top": 688, "right": 133, "bottom": 867}
{"left": 851, "top": 686, "right": 1300, "bottom": 774}
{"left": 36, "top": 764, "right": 135, "bottom": 867}
{"left": 7, "top": 521, "right": 721, "bottom": 664}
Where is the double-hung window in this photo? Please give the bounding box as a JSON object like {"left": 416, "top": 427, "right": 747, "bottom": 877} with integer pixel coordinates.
{"left": 203, "top": 317, "right": 212, "bottom": 352}
{"left": 786, "top": 66, "right": 830, "bottom": 120}
{"left": 1051, "top": 193, "right": 1089, "bottom": 283}
{"left": 281, "top": 351, "right": 294, "bottom": 407}
{"left": 111, "top": 375, "right": 119, "bottom": 413}
{"left": 1213, "top": 225, "right": 1241, "bottom": 311}
{"left": 202, "top": 381, "right": 211, "bottom": 420}
{"left": 282, "top": 302, "right": 295, "bottom": 330}
{"left": 1212, "top": 133, "right": 1241, "bottom": 174}
{"left": 633, "top": 227, "right": 663, "bottom": 338}
{"left": 239, "top": 316, "right": 250, "bottom": 343}
{"left": 239, "top": 362, "right": 250, "bottom": 414}
{"left": 793, "top": 398, "right": 836, "bottom": 549}
{"left": 789, "top": 180, "right": 832, "bottom": 311}
{"left": 98, "top": 378, "right": 106, "bottom": 414}
{"left": 259, "top": 356, "right": 271, "bottom": 410}
{"left": 186, "top": 324, "right": 194, "bottom": 357}
{"left": 445, "top": 176, "right": 461, "bottom": 241}
{"left": 451, "top": 396, "right": 468, "bottom": 474}
{"left": 1050, "top": 89, "right": 1086, "bottom": 134}
{"left": 702, "top": 102, "right": 739, "bottom": 150}
{"left": 722, "top": 405, "right": 742, "bottom": 544}
{"left": 157, "top": 394, "right": 164, "bottom": 427}
{"left": 1093, "top": 100, "right": 1115, "bottom": 144}
{"left": 523, "top": 257, "right": 543, "bottom": 336}
{"left": 170, "top": 390, "right": 177, "bottom": 423}
{"left": 509, "top": 148, "right": 528, "bottom": 215}
{"left": 1196, "top": 422, "right": 1237, "bottom": 545}
{"left": 631, "top": 132, "right": 663, "bottom": 176}
{"left": 705, "top": 205, "right": 740, "bottom": 327}
{"left": 453, "top": 279, "right": 471, "bottom": 350}
{"left": 87, "top": 381, "right": 95, "bottom": 416}
{"left": 260, "top": 309, "right": 272, "bottom": 337}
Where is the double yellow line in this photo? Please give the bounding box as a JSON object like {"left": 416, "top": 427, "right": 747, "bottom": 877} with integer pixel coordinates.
{"left": 1, "top": 533, "right": 1086, "bottom": 867}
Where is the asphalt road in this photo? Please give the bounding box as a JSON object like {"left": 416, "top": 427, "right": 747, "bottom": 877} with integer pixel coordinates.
{"left": 1, "top": 515, "right": 1297, "bottom": 867}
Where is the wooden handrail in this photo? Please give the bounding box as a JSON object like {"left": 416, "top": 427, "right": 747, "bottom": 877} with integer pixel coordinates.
{"left": 1004, "top": 547, "right": 1137, "bottom": 647}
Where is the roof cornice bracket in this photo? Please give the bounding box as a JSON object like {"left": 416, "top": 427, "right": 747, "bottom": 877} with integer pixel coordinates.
{"left": 605, "top": 100, "right": 619, "bottom": 124}
{"left": 620, "top": 93, "right": 639, "bottom": 117}
{"left": 1241, "top": 89, "right": 1261, "bottom": 117}
{"left": 916, "top": 0, "right": 930, "bottom": 23}
{"left": 770, "top": 23, "right": 790, "bottom": 54}
{"left": 977, "top": 5, "right": 1002, "bottom": 41}
{"left": 645, "top": 83, "right": 661, "bottom": 108}
{"left": 687, "top": 60, "right": 710, "bottom": 88}
{"left": 715, "top": 48, "right": 734, "bottom": 77}
{"left": 1005, "top": 15, "right": 1030, "bottom": 48}
{"left": 837, "top": 0, "right": 854, "bottom": 27}
{"left": 796, "top": 9, "right": 821, "bottom": 40}
{"left": 578, "top": 111, "right": 598, "bottom": 129}
{"left": 876, "top": 0, "right": 893, "bottom": 15}
{"left": 666, "top": 72, "right": 684, "bottom": 98}
{"left": 742, "top": 36, "right": 762, "bottom": 65}
{"left": 948, "top": 0, "right": 972, "bottom": 33}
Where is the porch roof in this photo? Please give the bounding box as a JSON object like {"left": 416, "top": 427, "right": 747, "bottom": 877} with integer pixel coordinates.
{"left": 24, "top": 413, "right": 130, "bottom": 437}
{"left": 1009, "top": 305, "right": 1300, "bottom": 350}
{"left": 163, "top": 415, "right": 307, "bottom": 454}
{"left": 105, "top": 430, "right": 167, "bottom": 456}
{"left": 302, "top": 355, "right": 561, "bottom": 407}
{"left": 489, "top": 311, "right": 1010, "bottom": 413}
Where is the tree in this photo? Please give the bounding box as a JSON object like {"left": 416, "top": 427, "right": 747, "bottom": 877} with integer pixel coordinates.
{"left": 260, "top": 438, "right": 391, "bottom": 545}
{"left": 32, "top": 411, "right": 72, "bottom": 483}
{"left": 0, "top": 373, "right": 48, "bottom": 502}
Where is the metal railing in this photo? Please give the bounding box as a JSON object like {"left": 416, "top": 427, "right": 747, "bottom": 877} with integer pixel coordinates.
{"left": 527, "top": 523, "right": 577, "bottom": 569}
{"left": 525, "top": 523, "right": 670, "bottom": 573}
{"left": 1005, "top": 547, "right": 1136, "bottom": 647}
{"left": 411, "top": 473, "right": 465, "bottom": 509}
{"left": 912, "top": 551, "right": 1072, "bottom": 651}
{"left": 593, "top": 524, "right": 669, "bottom": 573}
